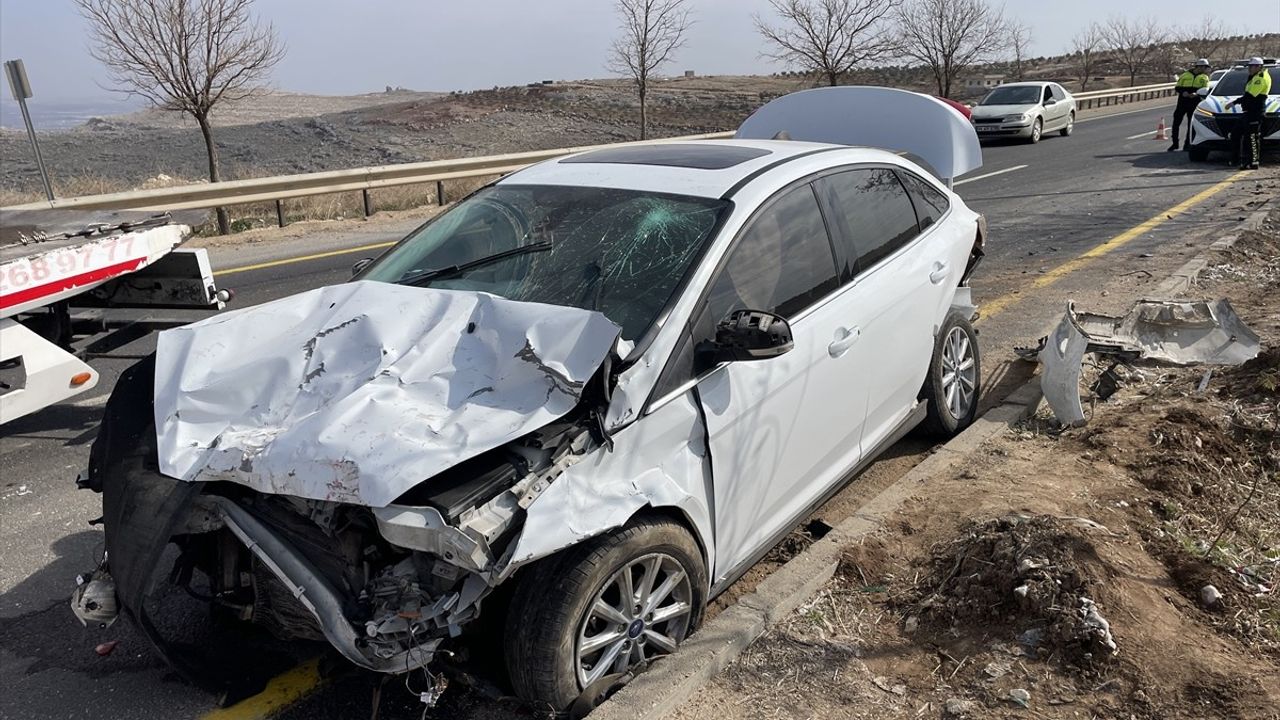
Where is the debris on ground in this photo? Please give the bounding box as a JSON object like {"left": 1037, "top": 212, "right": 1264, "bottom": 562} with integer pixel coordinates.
{"left": 1035, "top": 298, "right": 1261, "bottom": 426}
{"left": 908, "top": 514, "right": 1118, "bottom": 670}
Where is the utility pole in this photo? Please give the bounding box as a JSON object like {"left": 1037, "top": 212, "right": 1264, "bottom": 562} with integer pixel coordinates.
{"left": 4, "top": 59, "right": 55, "bottom": 201}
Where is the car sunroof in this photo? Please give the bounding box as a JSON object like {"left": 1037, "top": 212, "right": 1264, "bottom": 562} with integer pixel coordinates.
{"left": 561, "top": 143, "right": 771, "bottom": 169}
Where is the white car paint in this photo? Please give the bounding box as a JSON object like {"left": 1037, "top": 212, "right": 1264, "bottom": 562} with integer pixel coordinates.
{"left": 734, "top": 86, "right": 984, "bottom": 181}
{"left": 153, "top": 282, "right": 620, "bottom": 507}
{"left": 511, "top": 145, "right": 982, "bottom": 585}
{"left": 130, "top": 87, "right": 986, "bottom": 686}
{"left": 1188, "top": 65, "right": 1280, "bottom": 159}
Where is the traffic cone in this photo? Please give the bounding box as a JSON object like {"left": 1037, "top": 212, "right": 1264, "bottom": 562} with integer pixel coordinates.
{"left": 1155, "top": 117, "right": 1167, "bottom": 140}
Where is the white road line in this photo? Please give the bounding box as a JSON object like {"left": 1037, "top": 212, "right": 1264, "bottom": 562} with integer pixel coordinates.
{"left": 1126, "top": 131, "right": 1159, "bottom": 140}
{"left": 954, "top": 164, "right": 1028, "bottom": 186}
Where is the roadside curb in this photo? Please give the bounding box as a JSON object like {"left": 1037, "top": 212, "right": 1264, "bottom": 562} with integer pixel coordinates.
{"left": 590, "top": 387, "right": 1045, "bottom": 720}
{"left": 590, "top": 199, "right": 1274, "bottom": 720}
{"left": 1152, "top": 206, "right": 1272, "bottom": 296}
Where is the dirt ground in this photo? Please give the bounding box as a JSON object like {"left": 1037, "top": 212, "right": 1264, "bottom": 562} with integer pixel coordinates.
{"left": 673, "top": 210, "right": 1280, "bottom": 718}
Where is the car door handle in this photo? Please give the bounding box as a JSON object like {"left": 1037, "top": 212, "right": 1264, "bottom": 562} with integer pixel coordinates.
{"left": 828, "top": 326, "right": 860, "bottom": 357}
{"left": 929, "top": 261, "right": 950, "bottom": 285}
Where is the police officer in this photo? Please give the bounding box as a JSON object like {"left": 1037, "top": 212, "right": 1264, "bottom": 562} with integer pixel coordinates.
{"left": 1169, "top": 58, "right": 1211, "bottom": 151}
{"left": 1226, "top": 58, "right": 1272, "bottom": 169}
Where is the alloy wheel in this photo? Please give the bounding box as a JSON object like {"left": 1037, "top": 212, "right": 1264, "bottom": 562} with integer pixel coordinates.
{"left": 1031, "top": 118, "right": 1042, "bottom": 142}
{"left": 576, "top": 553, "right": 693, "bottom": 688}
{"left": 941, "top": 326, "right": 977, "bottom": 420}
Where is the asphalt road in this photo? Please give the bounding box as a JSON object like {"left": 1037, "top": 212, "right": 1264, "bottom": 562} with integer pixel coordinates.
{"left": 1, "top": 100, "right": 1272, "bottom": 720}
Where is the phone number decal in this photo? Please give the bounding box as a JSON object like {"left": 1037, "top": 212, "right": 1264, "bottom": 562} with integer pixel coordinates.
{"left": 0, "top": 234, "right": 141, "bottom": 296}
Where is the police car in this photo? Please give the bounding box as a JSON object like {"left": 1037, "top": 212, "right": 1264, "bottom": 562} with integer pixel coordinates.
{"left": 1188, "top": 59, "right": 1280, "bottom": 162}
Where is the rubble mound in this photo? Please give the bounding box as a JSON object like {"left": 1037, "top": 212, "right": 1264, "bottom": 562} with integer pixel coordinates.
{"left": 908, "top": 515, "right": 1117, "bottom": 670}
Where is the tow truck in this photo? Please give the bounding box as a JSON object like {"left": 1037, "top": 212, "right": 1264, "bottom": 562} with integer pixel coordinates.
{"left": 1, "top": 209, "right": 229, "bottom": 424}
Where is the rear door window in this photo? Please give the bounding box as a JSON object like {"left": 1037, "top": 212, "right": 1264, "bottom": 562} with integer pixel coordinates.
{"left": 896, "top": 171, "right": 951, "bottom": 232}
{"left": 816, "top": 168, "right": 921, "bottom": 274}
{"left": 1051, "top": 84, "right": 1068, "bottom": 101}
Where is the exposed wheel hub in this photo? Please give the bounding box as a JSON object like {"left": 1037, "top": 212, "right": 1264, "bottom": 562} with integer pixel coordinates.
{"left": 941, "top": 326, "right": 977, "bottom": 420}
{"left": 575, "top": 553, "right": 694, "bottom": 688}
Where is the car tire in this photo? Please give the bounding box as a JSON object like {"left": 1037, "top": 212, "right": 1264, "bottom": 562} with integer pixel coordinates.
{"left": 504, "top": 516, "right": 707, "bottom": 712}
{"left": 1060, "top": 112, "right": 1075, "bottom": 137}
{"left": 1028, "top": 118, "right": 1043, "bottom": 144}
{"left": 1188, "top": 146, "right": 1209, "bottom": 162}
{"left": 920, "top": 311, "right": 981, "bottom": 438}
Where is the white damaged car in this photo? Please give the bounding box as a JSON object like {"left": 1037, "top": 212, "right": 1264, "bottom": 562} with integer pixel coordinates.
{"left": 81, "top": 87, "right": 987, "bottom": 711}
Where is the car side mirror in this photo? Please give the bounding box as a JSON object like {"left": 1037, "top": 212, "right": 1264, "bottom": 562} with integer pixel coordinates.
{"left": 351, "top": 257, "right": 374, "bottom": 277}
{"left": 1196, "top": 87, "right": 1210, "bottom": 97}
{"left": 700, "top": 310, "right": 793, "bottom": 368}
{"left": 1044, "top": 98, "right": 1057, "bottom": 106}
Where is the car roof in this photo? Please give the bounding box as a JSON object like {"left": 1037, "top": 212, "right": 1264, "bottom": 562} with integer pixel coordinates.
{"left": 992, "top": 81, "right": 1052, "bottom": 88}
{"left": 498, "top": 139, "right": 908, "bottom": 199}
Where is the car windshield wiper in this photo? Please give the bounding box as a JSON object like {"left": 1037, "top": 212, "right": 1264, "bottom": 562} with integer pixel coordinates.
{"left": 398, "top": 241, "right": 552, "bottom": 287}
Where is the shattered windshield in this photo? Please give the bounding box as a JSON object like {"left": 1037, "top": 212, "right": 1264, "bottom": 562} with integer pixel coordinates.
{"left": 360, "top": 185, "right": 729, "bottom": 340}
{"left": 979, "top": 86, "right": 1041, "bottom": 105}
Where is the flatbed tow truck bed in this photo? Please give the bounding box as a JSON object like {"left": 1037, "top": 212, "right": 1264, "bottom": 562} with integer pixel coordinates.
{"left": 1, "top": 209, "right": 227, "bottom": 423}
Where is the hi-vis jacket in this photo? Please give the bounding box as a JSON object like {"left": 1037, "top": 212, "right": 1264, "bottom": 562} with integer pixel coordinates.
{"left": 1240, "top": 69, "right": 1273, "bottom": 115}
{"left": 1176, "top": 70, "right": 1210, "bottom": 99}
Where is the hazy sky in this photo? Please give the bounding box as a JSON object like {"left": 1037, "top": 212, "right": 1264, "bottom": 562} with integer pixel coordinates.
{"left": 1, "top": 0, "right": 1275, "bottom": 102}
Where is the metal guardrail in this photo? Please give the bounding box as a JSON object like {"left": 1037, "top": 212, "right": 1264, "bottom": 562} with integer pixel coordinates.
{"left": 0, "top": 83, "right": 1176, "bottom": 224}
{"left": 2, "top": 131, "right": 734, "bottom": 224}
{"left": 1072, "top": 82, "right": 1176, "bottom": 109}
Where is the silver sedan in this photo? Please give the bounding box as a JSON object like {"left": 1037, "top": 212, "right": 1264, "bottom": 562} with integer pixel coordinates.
{"left": 969, "top": 82, "right": 1077, "bottom": 143}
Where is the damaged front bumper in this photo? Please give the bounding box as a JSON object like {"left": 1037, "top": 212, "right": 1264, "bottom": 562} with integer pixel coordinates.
{"left": 94, "top": 449, "right": 593, "bottom": 681}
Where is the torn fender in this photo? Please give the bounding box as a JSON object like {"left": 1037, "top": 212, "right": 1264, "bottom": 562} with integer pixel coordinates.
{"left": 154, "top": 282, "right": 620, "bottom": 508}
{"left": 508, "top": 391, "right": 715, "bottom": 574}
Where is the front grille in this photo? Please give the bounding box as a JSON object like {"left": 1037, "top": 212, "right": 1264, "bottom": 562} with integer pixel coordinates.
{"left": 972, "top": 116, "right": 1004, "bottom": 124}
{"left": 1210, "top": 114, "right": 1280, "bottom": 137}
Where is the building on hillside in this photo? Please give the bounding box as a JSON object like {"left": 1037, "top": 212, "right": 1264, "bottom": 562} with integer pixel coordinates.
{"left": 964, "top": 74, "right": 1005, "bottom": 89}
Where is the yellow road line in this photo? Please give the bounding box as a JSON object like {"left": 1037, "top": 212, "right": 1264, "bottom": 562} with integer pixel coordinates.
{"left": 200, "top": 658, "right": 323, "bottom": 720}
{"left": 213, "top": 241, "right": 396, "bottom": 277}
{"left": 978, "top": 171, "right": 1246, "bottom": 321}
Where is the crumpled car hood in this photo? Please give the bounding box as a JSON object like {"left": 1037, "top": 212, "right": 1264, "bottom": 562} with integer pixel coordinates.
{"left": 153, "top": 281, "right": 620, "bottom": 507}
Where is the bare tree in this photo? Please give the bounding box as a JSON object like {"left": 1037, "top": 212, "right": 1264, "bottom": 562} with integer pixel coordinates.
{"left": 1102, "top": 15, "right": 1168, "bottom": 87}
{"left": 1071, "top": 23, "right": 1105, "bottom": 91}
{"left": 895, "top": 0, "right": 1011, "bottom": 98}
{"left": 1180, "top": 16, "right": 1231, "bottom": 62}
{"left": 607, "top": 0, "right": 691, "bottom": 140}
{"left": 755, "top": 0, "right": 901, "bottom": 87}
{"left": 1009, "top": 19, "right": 1033, "bottom": 81}
{"left": 77, "top": 0, "right": 283, "bottom": 235}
